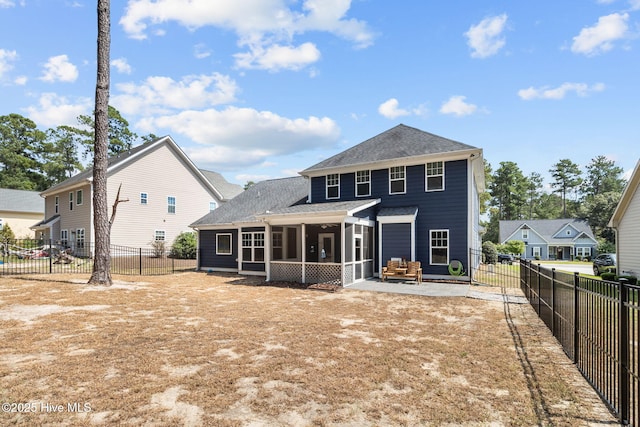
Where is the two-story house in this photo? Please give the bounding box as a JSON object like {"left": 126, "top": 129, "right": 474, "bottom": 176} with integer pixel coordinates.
{"left": 32, "top": 135, "right": 242, "bottom": 253}
{"left": 499, "top": 219, "right": 598, "bottom": 260}
{"left": 191, "top": 124, "right": 484, "bottom": 285}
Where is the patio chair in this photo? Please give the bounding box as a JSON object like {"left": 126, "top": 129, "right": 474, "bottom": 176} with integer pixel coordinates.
{"left": 381, "top": 260, "right": 400, "bottom": 281}
{"left": 405, "top": 261, "right": 422, "bottom": 283}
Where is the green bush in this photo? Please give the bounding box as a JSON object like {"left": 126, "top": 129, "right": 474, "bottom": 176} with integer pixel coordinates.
{"left": 618, "top": 275, "right": 638, "bottom": 285}
{"left": 482, "top": 241, "right": 498, "bottom": 264}
{"left": 601, "top": 272, "right": 616, "bottom": 281}
{"left": 170, "top": 232, "right": 197, "bottom": 259}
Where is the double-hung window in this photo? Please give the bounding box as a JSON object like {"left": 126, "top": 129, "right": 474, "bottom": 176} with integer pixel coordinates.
{"left": 60, "top": 229, "right": 68, "bottom": 246}
{"left": 209, "top": 201, "right": 218, "bottom": 211}
{"left": 356, "top": 170, "right": 370, "bottom": 197}
{"left": 167, "top": 196, "right": 176, "bottom": 214}
{"left": 140, "top": 192, "right": 148, "bottom": 205}
{"left": 216, "top": 233, "right": 232, "bottom": 255}
{"left": 155, "top": 230, "right": 166, "bottom": 241}
{"left": 76, "top": 228, "right": 85, "bottom": 249}
{"left": 430, "top": 229, "right": 449, "bottom": 265}
{"left": 242, "top": 232, "right": 265, "bottom": 262}
{"left": 76, "top": 190, "right": 83, "bottom": 206}
{"left": 326, "top": 174, "right": 339, "bottom": 199}
{"left": 69, "top": 192, "right": 74, "bottom": 211}
{"left": 426, "top": 161, "right": 444, "bottom": 191}
{"left": 55, "top": 196, "right": 59, "bottom": 214}
{"left": 389, "top": 166, "right": 406, "bottom": 194}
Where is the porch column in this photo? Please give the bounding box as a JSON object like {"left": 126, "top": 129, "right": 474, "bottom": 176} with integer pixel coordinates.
{"left": 265, "top": 223, "right": 271, "bottom": 281}
{"left": 301, "top": 223, "right": 306, "bottom": 283}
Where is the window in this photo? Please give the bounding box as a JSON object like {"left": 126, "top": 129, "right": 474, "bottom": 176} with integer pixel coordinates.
{"left": 326, "top": 174, "right": 339, "bottom": 199}
{"left": 426, "top": 161, "right": 444, "bottom": 191}
{"left": 356, "top": 170, "right": 371, "bottom": 197}
{"left": 389, "top": 166, "right": 406, "bottom": 194}
{"left": 55, "top": 196, "right": 59, "bottom": 214}
{"left": 566, "top": 230, "right": 572, "bottom": 236}
{"left": 60, "top": 229, "right": 68, "bottom": 246}
{"left": 76, "top": 228, "right": 85, "bottom": 249}
{"left": 167, "top": 196, "right": 176, "bottom": 214}
{"left": 577, "top": 247, "right": 591, "bottom": 258}
{"left": 76, "top": 190, "right": 83, "bottom": 206}
{"left": 0, "top": 218, "right": 3, "bottom": 230}
{"left": 216, "top": 233, "right": 232, "bottom": 255}
{"left": 69, "top": 192, "right": 74, "bottom": 211}
{"left": 522, "top": 229, "right": 529, "bottom": 239}
{"left": 430, "top": 229, "right": 449, "bottom": 265}
{"left": 533, "top": 247, "right": 541, "bottom": 258}
{"left": 140, "top": 193, "right": 148, "bottom": 205}
{"left": 209, "top": 201, "right": 218, "bottom": 211}
{"left": 242, "top": 232, "right": 265, "bottom": 262}
{"left": 154, "top": 230, "right": 166, "bottom": 241}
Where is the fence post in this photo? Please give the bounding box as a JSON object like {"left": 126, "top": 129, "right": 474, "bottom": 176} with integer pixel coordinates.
{"left": 537, "top": 263, "right": 541, "bottom": 315}
{"left": 139, "top": 247, "right": 142, "bottom": 276}
{"left": 551, "top": 268, "right": 556, "bottom": 337}
{"left": 619, "top": 278, "right": 629, "bottom": 424}
{"left": 49, "top": 239, "right": 53, "bottom": 274}
{"left": 573, "top": 272, "right": 580, "bottom": 364}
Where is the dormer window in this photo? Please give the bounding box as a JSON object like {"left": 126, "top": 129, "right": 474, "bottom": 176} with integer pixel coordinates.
{"left": 389, "top": 166, "right": 406, "bottom": 194}
{"left": 326, "top": 174, "right": 339, "bottom": 199}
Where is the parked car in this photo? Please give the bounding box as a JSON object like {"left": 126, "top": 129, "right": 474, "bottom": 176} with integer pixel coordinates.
{"left": 593, "top": 253, "right": 616, "bottom": 276}
{"left": 498, "top": 253, "right": 515, "bottom": 264}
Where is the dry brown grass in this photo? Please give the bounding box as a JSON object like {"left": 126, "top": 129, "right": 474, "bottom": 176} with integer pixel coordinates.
{"left": 0, "top": 272, "right": 617, "bottom": 426}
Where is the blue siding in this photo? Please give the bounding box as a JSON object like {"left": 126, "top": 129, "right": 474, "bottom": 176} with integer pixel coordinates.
{"left": 199, "top": 229, "right": 238, "bottom": 270}
{"left": 382, "top": 223, "right": 411, "bottom": 264}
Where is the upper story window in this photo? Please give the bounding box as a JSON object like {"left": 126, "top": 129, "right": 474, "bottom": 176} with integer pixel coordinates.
{"left": 76, "top": 190, "right": 83, "bottom": 206}
{"left": 389, "top": 166, "right": 406, "bottom": 194}
{"left": 167, "top": 196, "right": 176, "bottom": 214}
{"left": 55, "top": 196, "right": 59, "bottom": 214}
{"left": 356, "top": 170, "right": 371, "bottom": 197}
{"left": 326, "top": 174, "right": 340, "bottom": 199}
{"left": 140, "top": 192, "right": 148, "bottom": 205}
{"left": 209, "top": 201, "right": 218, "bottom": 211}
{"left": 69, "top": 192, "right": 74, "bottom": 211}
{"left": 426, "top": 161, "right": 444, "bottom": 191}
{"left": 522, "top": 229, "right": 529, "bottom": 239}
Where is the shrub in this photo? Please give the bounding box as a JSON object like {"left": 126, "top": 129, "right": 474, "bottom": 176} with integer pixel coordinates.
{"left": 170, "top": 232, "right": 197, "bottom": 259}
{"left": 482, "top": 241, "right": 498, "bottom": 264}
{"left": 0, "top": 222, "right": 16, "bottom": 240}
{"left": 601, "top": 272, "right": 616, "bottom": 281}
{"left": 150, "top": 240, "right": 166, "bottom": 258}
{"left": 618, "top": 275, "right": 638, "bottom": 285}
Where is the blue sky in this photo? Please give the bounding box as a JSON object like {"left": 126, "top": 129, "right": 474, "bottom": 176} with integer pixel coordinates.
{"left": 1, "top": 0, "right": 639, "bottom": 186}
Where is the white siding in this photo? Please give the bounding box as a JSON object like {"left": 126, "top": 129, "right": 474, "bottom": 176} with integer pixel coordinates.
{"left": 618, "top": 183, "right": 640, "bottom": 276}
{"left": 108, "top": 142, "right": 222, "bottom": 248}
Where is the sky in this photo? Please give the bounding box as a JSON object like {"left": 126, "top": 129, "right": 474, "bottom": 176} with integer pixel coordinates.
{"left": 1, "top": 0, "right": 639, "bottom": 187}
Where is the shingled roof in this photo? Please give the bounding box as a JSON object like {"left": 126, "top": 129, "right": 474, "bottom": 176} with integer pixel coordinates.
{"left": 190, "top": 177, "right": 309, "bottom": 227}
{"left": 499, "top": 219, "right": 597, "bottom": 244}
{"left": 0, "top": 188, "right": 43, "bottom": 214}
{"left": 301, "top": 124, "right": 479, "bottom": 174}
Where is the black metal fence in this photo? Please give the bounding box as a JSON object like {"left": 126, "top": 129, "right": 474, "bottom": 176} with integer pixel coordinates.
{"left": 0, "top": 239, "right": 197, "bottom": 276}
{"left": 469, "top": 248, "right": 521, "bottom": 288}
{"left": 520, "top": 259, "right": 639, "bottom": 425}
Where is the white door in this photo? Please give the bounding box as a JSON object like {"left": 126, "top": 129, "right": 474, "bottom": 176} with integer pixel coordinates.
{"left": 318, "top": 233, "right": 334, "bottom": 263}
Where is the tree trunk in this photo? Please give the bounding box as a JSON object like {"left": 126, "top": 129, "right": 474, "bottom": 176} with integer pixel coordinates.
{"left": 89, "top": 0, "right": 112, "bottom": 286}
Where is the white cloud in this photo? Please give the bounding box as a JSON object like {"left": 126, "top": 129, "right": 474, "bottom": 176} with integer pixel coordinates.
{"left": 14, "top": 75, "right": 27, "bottom": 85}
{"left": 0, "top": 0, "right": 15, "bottom": 7}
{"left": 378, "top": 98, "right": 410, "bottom": 119}
{"left": 571, "top": 13, "right": 629, "bottom": 56}
{"left": 120, "top": 0, "right": 374, "bottom": 71}
{"left": 138, "top": 106, "right": 340, "bottom": 168}
{"left": 112, "top": 57, "right": 132, "bottom": 74}
{"left": 630, "top": 0, "right": 640, "bottom": 10}
{"left": 518, "top": 82, "right": 606, "bottom": 100}
{"left": 24, "top": 93, "right": 92, "bottom": 127}
{"left": 112, "top": 73, "right": 238, "bottom": 116}
{"left": 193, "top": 43, "right": 211, "bottom": 59}
{"left": 0, "top": 49, "right": 17, "bottom": 78}
{"left": 234, "top": 42, "right": 321, "bottom": 71}
{"left": 40, "top": 54, "right": 79, "bottom": 82}
{"left": 439, "top": 95, "right": 478, "bottom": 117}
{"left": 465, "top": 14, "right": 508, "bottom": 59}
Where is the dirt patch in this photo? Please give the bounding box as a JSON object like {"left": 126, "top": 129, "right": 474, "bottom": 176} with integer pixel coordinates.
{"left": 0, "top": 272, "right": 617, "bottom": 425}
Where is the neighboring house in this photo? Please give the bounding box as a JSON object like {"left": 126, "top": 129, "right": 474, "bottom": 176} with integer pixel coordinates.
{"left": 499, "top": 219, "right": 598, "bottom": 260}
{"left": 609, "top": 159, "right": 640, "bottom": 277}
{"left": 0, "top": 188, "right": 44, "bottom": 238}
{"left": 191, "top": 124, "right": 485, "bottom": 285}
{"left": 31, "top": 136, "right": 242, "bottom": 253}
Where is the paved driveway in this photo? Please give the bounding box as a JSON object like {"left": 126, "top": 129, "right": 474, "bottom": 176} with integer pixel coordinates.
{"left": 536, "top": 262, "right": 593, "bottom": 275}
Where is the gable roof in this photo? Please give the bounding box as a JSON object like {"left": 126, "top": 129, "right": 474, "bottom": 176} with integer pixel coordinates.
{"left": 609, "top": 159, "right": 640, "bottom": 228}
{"left": 40, "top": 136, "right": 239, "bottom": 201}
{"left": 301, "top": 124, "right": 480, "bottom": 175}
{"left": 190, "top": 176, "right": 309, "bottom": 227}
{"left": 499, "top": 219, "right": 597, "bottom": 245}
{"left": 0, "top": 188, "right": 44, "bottom": 214}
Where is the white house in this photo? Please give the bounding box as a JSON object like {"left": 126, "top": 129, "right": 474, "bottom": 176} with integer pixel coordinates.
{"left": 609, "top": 159, "right": 640, "bottom": 278}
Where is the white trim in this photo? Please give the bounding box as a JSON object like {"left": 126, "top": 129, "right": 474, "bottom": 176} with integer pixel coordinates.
{"left": 430, "top": 229, "right": 449, "bottom": 266}
{"left": 355, "top": 170, "right": 371, "bottom": 197}
{"left": 216, "top": 233, "right": 233, "bottom": 255}
{"left": 389, "top": 166, "right": 406, "bottom": 195}
{"left": 425, "top": 161, "right": 445, "bottom": 192}
{"left": 326, "top": 174, "right": 340, "bottom": 200}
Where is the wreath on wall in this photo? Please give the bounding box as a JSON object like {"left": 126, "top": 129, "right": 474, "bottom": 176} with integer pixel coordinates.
{"left": 448, "top": 260, "right": 465, "bottom": 276}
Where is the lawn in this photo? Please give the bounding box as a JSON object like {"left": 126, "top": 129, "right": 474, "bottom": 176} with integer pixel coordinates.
{"left": 0, "top": 272, "right": 616, "bottom": 426}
